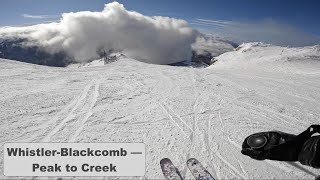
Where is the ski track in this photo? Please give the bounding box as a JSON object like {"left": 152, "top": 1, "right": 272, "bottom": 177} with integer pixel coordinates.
{"left": 159, "top": 101, "right": 193, "bottom": 137}
{"left": 41, "top": 79, "right": 99, "bottom": 142}
{"left": 218, "top": 109, "right": 296, "bottom": 179}
{"left": 237, "top": 159, "right": 249, "bottom": 179}
{"left": 216, "top": 152, "right": 247, "bottom": 179}
{"left": 165, "top": 101, "right": 194, "bottom": 132}
{"left": 1, "top": 56, "right": 320, "bottom": 179}
{"left": 216, "top": 111, "right": 248, "bottom": 179}
{"left": 287, "top": 162, "right": 318, "bottom": 177}
{"left": 69, "top": 79, "right": 100, "bottom": 142}
{"left": 156, "top": 68, "right": 312, "bottom": 180}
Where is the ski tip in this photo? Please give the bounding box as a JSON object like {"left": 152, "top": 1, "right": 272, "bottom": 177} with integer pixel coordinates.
{"left": 186, "top": 158, "right": 215, "bottom": 180}
{"left": 187, "top": 158, "right": 198, "bottom": 163}
{"left": 187, "top": 158, "right": 201, "bottom": 167}
{"left": 160, "top": 158, "right": 183, "bottom": 180}
{"left": 160, "top": 158, "right": 172, "bottom": 164}
{"left": 187, "top": 158, "right": 197, "bottom": 161}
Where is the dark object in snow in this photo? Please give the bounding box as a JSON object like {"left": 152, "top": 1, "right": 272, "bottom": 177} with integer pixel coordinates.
{"left": 160, "top": 158, "right": 215, "bottom": 180}
{"left": 160, "top": 158, "right": 183, "bottom": 180}
{"left": 186, "top": 158, "right": 215, "bottom": 180}
{"left": 299, "top": 135, "right": 320, "bottom": 168}
{"left": 242, "top": 125, "right": 320, "bottom": 168}
{"left": 246, "top": 134, "right": 268, "bottom": 149}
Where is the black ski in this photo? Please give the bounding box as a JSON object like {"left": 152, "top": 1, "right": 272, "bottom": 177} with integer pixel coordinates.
{"left": 186, "top": 158, "right": 215, "bottom": 180}
{"left": 160, "top": 158, "right": 184, "bottom": 180}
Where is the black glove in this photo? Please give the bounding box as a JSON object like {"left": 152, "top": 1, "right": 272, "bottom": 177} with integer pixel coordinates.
{"left": 241, "top": 149, "right": 266, "bottom": 160}
{"left": 309, "top": 125, "right": 320, "bottom": 134}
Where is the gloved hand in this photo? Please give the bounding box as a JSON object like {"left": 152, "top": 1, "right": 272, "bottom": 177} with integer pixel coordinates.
{"left": 309, "top": 125, "right": 320, "bottom": 133}
{"left": 241, "top": 148, "right": 266, "bottom": 160}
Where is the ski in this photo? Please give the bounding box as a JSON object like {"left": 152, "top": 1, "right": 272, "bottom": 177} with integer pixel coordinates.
{"left": 186, "top": 158, "right": 215, "bottom": 180}
{"left": 160, "top": 158, "right": 184, "bottom": 180}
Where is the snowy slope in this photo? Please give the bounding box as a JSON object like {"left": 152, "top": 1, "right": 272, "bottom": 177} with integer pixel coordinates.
{"left": 1, "top": 44, "right": 320, "bottom": 179}
{"left": 214, "top": 42, "right": 320, "bottom": 71}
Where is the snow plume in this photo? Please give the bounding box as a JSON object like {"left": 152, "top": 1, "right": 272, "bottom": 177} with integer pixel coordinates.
{"left": 191, "top": 36, "right": 236, "bottom": 57}
{"left": 0, "top": 2, "right": 197, "bottom": 64}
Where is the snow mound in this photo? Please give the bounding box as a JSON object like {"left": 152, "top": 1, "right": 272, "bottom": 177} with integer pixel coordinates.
{"left": 235, "top": 42, "right": 271, "bottom": 52}
{"left": 79, "top": 59, "right": 106, "bottom": 67}
{"left": 68, "top": 53, "right": 125, "bottom": 68}
{"left": 212, "top": 43, "right": 320, "bottom": 71}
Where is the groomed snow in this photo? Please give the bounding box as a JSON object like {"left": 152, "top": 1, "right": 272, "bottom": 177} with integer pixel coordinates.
{"left": 1, "top": 44, "right": 320, "bottom": 179}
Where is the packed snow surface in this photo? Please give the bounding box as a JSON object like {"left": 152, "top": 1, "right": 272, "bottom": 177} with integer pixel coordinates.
{"left": 1, "top": 43, "right": 320, "bottom": 179}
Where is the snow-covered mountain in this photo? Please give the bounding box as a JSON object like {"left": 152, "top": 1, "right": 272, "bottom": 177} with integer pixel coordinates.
{"left": 0, "top": 34, "right": 237, "bottom": 67}
{"left": 212, "top": 42, "right": 320, "bottom": 75}
{"left": 1, "top": 43, "right": 320, "bottom": 179}
{"left": 0, "top": 38, "right": 71, "bottom": 66}
{"left": 0, "top": 2, "right": 239, "bottom": 67}
{"left": 190, "top": 35, "right": 238, "bottom": 65}
{"left": 214, "top": 42, "right": 320, "bottom": 67}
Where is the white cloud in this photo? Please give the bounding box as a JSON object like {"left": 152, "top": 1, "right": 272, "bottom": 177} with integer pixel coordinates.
{"left": 192, "top": 19, "right": 238, "bottom": 27}
{"left": 191, "top": 18, "right": 320, "bottom": 47}
{"left": 1, "top": 2, "right": 198, "bottom": 64}
{"left": 22, "top": 14, "right": 57, "bottom": 19}
{"left": 191, "top": 36, "right": 235, "bottom": 56}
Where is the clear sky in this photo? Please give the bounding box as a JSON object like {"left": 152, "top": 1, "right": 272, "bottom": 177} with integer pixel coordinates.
{"left": 1, "top": 0, "right": 320, "bottom": 45}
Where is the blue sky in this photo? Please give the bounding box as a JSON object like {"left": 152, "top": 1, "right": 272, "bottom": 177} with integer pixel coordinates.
{"left": 1, "top": 0, "right": 320, "bottom": 46}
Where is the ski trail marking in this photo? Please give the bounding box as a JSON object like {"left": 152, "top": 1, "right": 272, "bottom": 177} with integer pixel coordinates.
{"left": 218, "top": 112, "right": 225, "bottom": 130}
{"left": 265, "top": 160, "right": 308, "bottom": 177}
{"left": 236, "top": 100, "right": 306, "bottom": 127}
{"left": 228, "top": 137, "right": 242, "bottom": 149}
{"left": 216, "top": 152, "right": 247, "bottom": 179}
{"left": 219, "top": 111, "right": 242, "bottom": 149}
{"left": 29, "top": 82, "right": 91, "bottom": 142}
{"left": 224, "top": 167, "right": 239, "bottom": 179}
{"left": 230, "top": 103, "right": 282, "bottom": 127}
{"left": 217, "top": 111, "right": 247, "bottom": 178}
{"left": 41, "top": 80, "right": 94, "bottom": 142}
{"left": 237, "top": 160, "right": 249, "bottom": 179}
{"left": 69, "top": 79, "right": 100, "bottom": 142}
{"left": 189, "top": 95, "right": 200, "bottom": 142}
{"left": 159, "top": 102, "right": 188, "bottom": 137}
{"left": 202, "top": 115, "right": 219, "bottom": 180}
{"left": 219, "top": 107, "right": 307, "bottom": 179}
{"left": 261, "top": 160, "right": 305, "bottom": 178}
{"left": 208, "top": 114, "right": 221, "bottom": 180}
{"left": 286, "top": 162, "right": 317, "bottom": 177}
{"left": 164, "top": 101, "right": 193, "bottom": 132}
